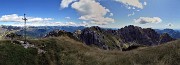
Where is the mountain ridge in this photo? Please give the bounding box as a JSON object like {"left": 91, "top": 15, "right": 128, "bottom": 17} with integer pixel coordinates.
{"left": 155, "top": 28, "right": 180, "bottom": 39}
{"left": 45, "top": 25, "right": 175, "bottom": 50}
{"left": 0, "top": 35, "right": 179, "bottom": 65}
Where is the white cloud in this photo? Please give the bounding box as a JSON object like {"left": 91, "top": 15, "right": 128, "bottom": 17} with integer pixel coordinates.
{"left": 45, "top": 21, "right": 88, "bottom": 26}
{"left": 106, "top": 9, "right": 110, "bottom": 12}
{"left": 56, "top": 21, "right": 88, "bottom": 26}
{"left": 132, "top": 7, "right": 136, "bottom": 9}
{"left": 134, "top": 17, "right": 162, "bottom": 24}
{"left": 0, "top": 14, "right": 24, "bottom": 22}
{"left": 0, "top": 14, "right": 88, "bottom": 26}
{"left": 65, "top": 17, "right": 71, "bottom": 19}
{"left": 71, "top": 0, "right": 115, "bottom": 25}
{"left": 110, "top": 13, "right": 113, "bottom": 16}
{"left": 115, "top": 0, "right": 144, "bottom": 9}
{"left": 12, "top": 21, "right": 88, "bottom": 26}
{"left": 128, "top": 12, "right": 135, "bottom": 17}
{"left": 60, "top": 0, "right": 76, "bottom": 8}
{"left": 144, "top": 2, "right": 147, "bottom": 6}
{"left": 115, "top": 0, "right": 147, "bottom": 17}
{"left": 166, "top": 23, "right": 174, "bottom": 27}
{"left": 82, "top": 21, "right": 88, "bottom": 26}
{"left": 0, "top": 14, "right": 53, "bottom": 22}
{"left": 27, "top": 18, "right": 53, "bottom": 22}
{"left": 128, "top": 7, "right": 131, "bottom": 9}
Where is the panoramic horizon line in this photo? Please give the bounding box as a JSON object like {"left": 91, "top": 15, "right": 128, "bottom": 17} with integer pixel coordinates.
{"left": 0, "top": 24, "right": 178, "bottom": 30}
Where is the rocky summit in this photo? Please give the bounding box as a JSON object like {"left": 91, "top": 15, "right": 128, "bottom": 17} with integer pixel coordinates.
{"left": 78, "top": 25, "right": 175, "bottom": 50}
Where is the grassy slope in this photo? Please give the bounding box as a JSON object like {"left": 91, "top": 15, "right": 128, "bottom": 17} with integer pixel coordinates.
{"left": 0, "top": 36, "right": 179, "bottom": 65}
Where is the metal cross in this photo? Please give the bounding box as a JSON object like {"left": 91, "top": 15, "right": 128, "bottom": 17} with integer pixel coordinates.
{"left": 22, "top": 14, "right": 27, "bottom": 43}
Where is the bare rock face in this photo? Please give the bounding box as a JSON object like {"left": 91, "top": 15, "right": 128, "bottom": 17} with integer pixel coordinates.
{"left": 159, "top": 33, "right": 175, "bottom": 44}
{"left": 45, "top": 25, "right": 175, "bottom": 50}
{"left": 117, "top": 25, "right": 152, "bottom": 45}
{"left": 79, "top": 26, "right": 113, "bottom": 50}
{"left": 143, "top": 28, "right": 160, "bottom": 44}
{"left": 45, "top": 30, "right": 67, "bottom": 37}
{"left": 116, "top": 25, "right": 161, "bottom": 45}
{"left": 44, "top": 30, "right": 77, "bottom": 39}
{"left": 78, "top": 25, "right": 175, "bottom": 50}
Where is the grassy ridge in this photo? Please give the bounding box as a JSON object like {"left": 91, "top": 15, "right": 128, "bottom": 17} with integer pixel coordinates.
{"left": 0, "top": 36, "right": 179, "bottom": 65}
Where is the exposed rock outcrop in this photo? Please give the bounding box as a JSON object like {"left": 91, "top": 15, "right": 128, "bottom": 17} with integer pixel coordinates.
{"left": 45, "top": 25, "right": 175, "bottom": 50}
{"left": 117, "top": 25, "right": 161, "bottom": 45}
{"left": 44, "top": 30, "right": 79, "bottom": 41}
{"left": 159, "top": 33, "right": 175, "bottom": 44}
{"left": 78, "top": 26, "right": 120, "bottom": 50}
{"left": 77, "top": 25, "right": 175, "bottom": 50}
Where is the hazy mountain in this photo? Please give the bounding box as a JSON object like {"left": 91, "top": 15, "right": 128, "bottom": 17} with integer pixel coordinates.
{"left": 0, "top": 26, "right": 85, "bottom": 38}
{"left": 155, "top": 29, "right": 180, "bottom": 39}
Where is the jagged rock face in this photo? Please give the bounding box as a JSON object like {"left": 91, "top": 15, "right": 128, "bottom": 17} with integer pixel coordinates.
{"left": 159, "top": 33, "right": 175, "bottom": 44}
{"left": 45, "top": 30, "right": 65, "bottom": 37}
{"left": 78, "top": 25, "right": 175, "bottom": 49}
{"left": 45, "top": 25, "right": 175, "bottom": 50}
{"left": 44, "top": 30, "right": 79, "bottom": 41}
{"left": 116, "top": 25, "right": 160, "bottom": 45}
{"left": 79, "top": 26, "right": 111, "bottom": 49}
{"left": 45, "top": 30, "right": 73, "bottom": 38}
{"left": 143, "top": 28, "right": 160, "bottom": 41}
{"left": 118, "top": 25, "right": 146, "bottom": 44}
{"left": 143, "top": 28, "right": 160, "bottom": 45}
{"left": 5, "top": 33, "right": 22, "bottom": 40}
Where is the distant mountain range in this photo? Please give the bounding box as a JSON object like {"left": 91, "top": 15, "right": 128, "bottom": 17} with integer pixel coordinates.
{"left": 0, "top": 25, "right": 85, "bottom": 38}
{"left": 155, "top": 29, "right": 180, "bottom": 39}
{"left": 1, "top": 25, "right": 179, "bottom": 40}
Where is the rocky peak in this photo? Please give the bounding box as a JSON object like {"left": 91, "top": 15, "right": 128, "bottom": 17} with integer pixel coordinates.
{"left": 45, "top": 30, "right": 73, "bottom": 38}
{"left": 79, "top": 26, "right": 106, "bottom": 48}
{"left": 88, "top": 26, "right": 104, "bottom": 33}
{"left": 159, "top": 33, "right": 175, "bottom": 44}
{"left": 123, "top": 25, "right": 142, "bottom": 30}
{"left": 118, "top": 25, "right": 143, "bottom": 36}
{"left": 77, "top": 25, "right": 176, "bottom": 50}
{"left": 164, "top": 28, "right": 175, "bottom": 32}
{"left": 143, "top": 28, "right": 160, "bottom": 43}
{"left": 45, "top": 25, "right": 176, "bottom": 51}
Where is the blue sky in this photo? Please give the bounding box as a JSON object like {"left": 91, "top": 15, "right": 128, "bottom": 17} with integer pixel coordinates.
{"left": 0, "top": 0, "right": 180, "bottom": 29}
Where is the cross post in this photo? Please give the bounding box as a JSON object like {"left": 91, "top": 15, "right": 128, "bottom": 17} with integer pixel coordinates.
{"left": 22, "top": 14, "right": 27, "bottom": 44}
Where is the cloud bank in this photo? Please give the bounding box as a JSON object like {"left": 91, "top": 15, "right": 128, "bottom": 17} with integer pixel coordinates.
{"left": 166, "top": 23, "right": 174, "bottom": 27}
{"left": 115, "top": 0, "right": 144, "bottom": 9}
{"left": 115, "top": 0, "right": 147, "bottom": 16}
{"left": 60, "top": 0, "right": 76, "bottom": 8}
{"left": 134, "top": 17, "right": 162, "bottom": 24}
{"left": 12, "top": 21, "right": 88, "bottom": 26}
{"left": 0, "top": 14, "right": 87, "bottom": 26}
{"left": 0, "top": 14, "right": 53, "bottom": 22}
{"left": 61, "top": 0, "right": 115, "bottom": 25}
